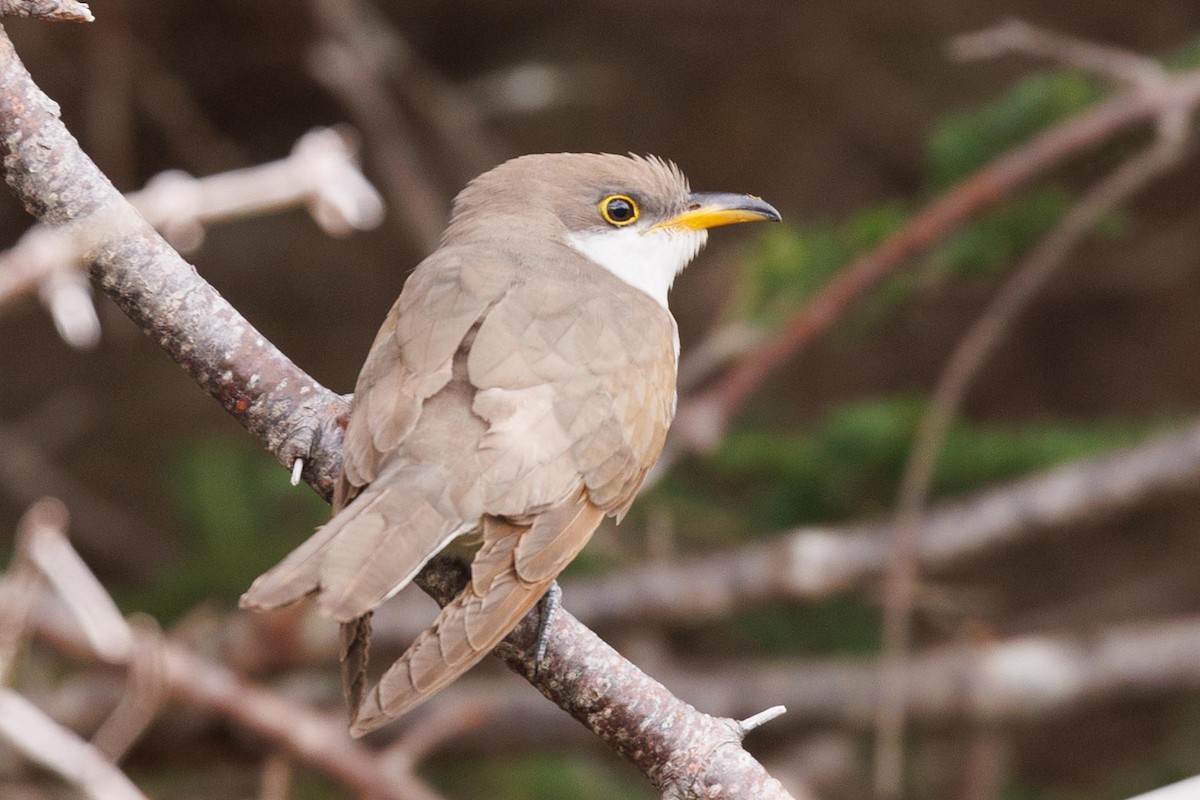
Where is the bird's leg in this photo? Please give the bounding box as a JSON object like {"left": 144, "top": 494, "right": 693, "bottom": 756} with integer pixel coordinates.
{"left": 533, "top": 580, "right": 562, "bottom": 675}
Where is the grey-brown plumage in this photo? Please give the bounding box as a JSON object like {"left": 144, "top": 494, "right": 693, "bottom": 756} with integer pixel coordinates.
{"left": 241, "top": 153, "right": 779, "bottom": 735}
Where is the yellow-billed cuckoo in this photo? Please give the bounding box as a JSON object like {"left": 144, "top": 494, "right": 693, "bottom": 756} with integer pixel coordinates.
{"left": 241, "top": 153, "right": 779, "bottom": 735}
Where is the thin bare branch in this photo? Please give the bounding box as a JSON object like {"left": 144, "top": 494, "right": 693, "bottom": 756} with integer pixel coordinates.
{"left": 25, "top": 593, "right": 438, "bottom": 800}
{"left": 875, "top": 21, "right": 1197, "bottom": 797}
{"left": 90, "top": 617, "right": 169, "bottom": 763}
{"left": 661, "top": 42, "right": 1200, "bottom": 470}
{"left": 951, "top": 18, "right": 1169, "bottom": 88}
{"left": 0, "top": 565, "right": 40, "bottom": 684}
{"left": 308, "top": 6, "right": 450, "bottom": 253}
{"left": 0, "top": 127, "right": 383, "bottom": 317}
{"left": 0, "top": 688, "right": 147, "bottom": 800}
{"left": 19, "top": 496, "right": 134, "bottom": 663}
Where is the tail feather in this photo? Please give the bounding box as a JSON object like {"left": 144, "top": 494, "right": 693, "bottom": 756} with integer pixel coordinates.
{"left": 340, "top": 614, "right": 372, "bottom": 721}
{"left": 349, "top": 532, "right": 550, "bottom": 736}
{"left": 241, "top": 463, "right": 469, "bottom": 622}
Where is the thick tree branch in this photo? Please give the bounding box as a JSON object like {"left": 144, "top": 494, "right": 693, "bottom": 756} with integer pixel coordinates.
{"left": 0, "top": 21, "right": 793, "bottom": 800}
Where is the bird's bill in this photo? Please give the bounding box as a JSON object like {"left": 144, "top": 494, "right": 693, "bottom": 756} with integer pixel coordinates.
{"left": 647, "top": 192, "right": 782, "bottom": 233}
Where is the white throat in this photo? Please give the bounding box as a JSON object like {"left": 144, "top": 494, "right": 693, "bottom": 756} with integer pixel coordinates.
{"left": 565, "top": 227, "right": 707, "bottom": 309}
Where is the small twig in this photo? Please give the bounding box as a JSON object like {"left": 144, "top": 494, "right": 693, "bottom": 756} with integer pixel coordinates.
{"left": 951, "top": 18, "right": 1169, "bottom": 88}
{"left": 0, "top": 0, "right": 92, "bottom": 23}
{"left": 0, "top": 127, "right": 382, "bottom": 350}
{"left": 290, "top": 457, "right": 304, "bottom": 486}
{"left": 522, "top": 418, "right": 1200, "bottom": 632}
{"left": 127, "top": 126, "right": 384, "bottom": 248}
{"left": 90, "top": 616, "right": 169, "bottom": 763}
{"left": 19, "top": 496, "right": 134, "bottom": 663}
{"left": 38, "top": 270, "right": 100, "bottom": 349}
{"left": 676, "top": 321, "right": 764, "bottom": 393}
{"left": 738, "top": 705, "right": 788, "bottom": 736}
{"left": 308, "top": 30, "right": 449, "bottom": 252}
{"left": 0, "top": 689, "right": 147, "bottom": 800}
{"left": 360, "top": 614, "right": 1200, "bottom": 759}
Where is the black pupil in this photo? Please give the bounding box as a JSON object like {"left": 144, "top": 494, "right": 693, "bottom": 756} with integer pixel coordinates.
{"left": 607, "top": 198, "right": 634, "bottom": 221}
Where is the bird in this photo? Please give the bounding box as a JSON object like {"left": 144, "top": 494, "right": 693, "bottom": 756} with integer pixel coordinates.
{"left": 240, "top": 152, "right": 780, "bottom": 735}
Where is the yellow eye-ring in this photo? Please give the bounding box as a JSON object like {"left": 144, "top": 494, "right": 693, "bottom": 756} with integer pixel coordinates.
{"left": 599, "top": 194, "right": 640, "bottom": 226}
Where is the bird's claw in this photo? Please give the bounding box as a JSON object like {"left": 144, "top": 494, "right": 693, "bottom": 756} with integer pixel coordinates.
{"left": 533, "top": 580, "right": 562, "bottom": 676}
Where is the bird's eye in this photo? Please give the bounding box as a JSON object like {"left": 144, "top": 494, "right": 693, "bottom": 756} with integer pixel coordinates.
{"left": 599, "top": 194, "right": 640, "bottom": 226}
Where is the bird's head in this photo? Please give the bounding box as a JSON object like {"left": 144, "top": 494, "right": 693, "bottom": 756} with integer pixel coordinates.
{"left": 445, "top": 153, "right": 780, "bottom": 307}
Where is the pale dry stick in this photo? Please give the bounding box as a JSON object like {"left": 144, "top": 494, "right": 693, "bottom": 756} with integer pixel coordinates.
{"left": 0, "top": 22, "right": 796, "bottom": 799}
{"left": 0, "top": 689, "right": 148, "bottom": 800}
{"left": 0, "top": 127, "right": 383, "bottom": 348}
{"left": 874, "top": 24, "right": 1195, "bottom": 798}
{"left": 90, "top": 617, "right": 169, "bottom": 762}
{"left": 19, "top": 580, "right": 441, "bottom": 799}
{"left": 675, "top": 321, "right": 764, "bottom": 393}
{"left": 501, "top": 418, "right": 1200, "bottom": 633}
{"left": 0, "top": 0, "right": 91, "bottom": 22}
{"left": 660, "top": 41, "right": 1200, "bottom": 479}
{"left": 128, "top": 126, "right": 385, "bottom": 249}
{"left": 308, "top": 33, "right": 450, "bottom": 253}
{"left": 0, "top": 500, "right": 68, "bottom": 682}
{"left": 952, "top": 18, "right": 1170, "bottom": 87}
{"left": 20, "top": 496, "right": 134, "bottom": 662}
{"left": 2, "top": 499, "right": 434, "bottom": 798}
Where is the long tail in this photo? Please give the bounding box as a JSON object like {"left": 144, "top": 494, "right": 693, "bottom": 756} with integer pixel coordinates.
{"left": 240, "top": 462, "right": 466, "bottom": 623}
{"left": 348, "top": 496, "right": 604, "bottom": 734}
{"left": 349, "top": 525, "right": 550, "bottom": 735}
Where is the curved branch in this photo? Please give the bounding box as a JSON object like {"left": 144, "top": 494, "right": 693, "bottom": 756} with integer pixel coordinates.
{"left": 666, "top": 55, "right": 1200, "bottom": 462}
{"left": 0, "top": 22, "right": 793, "bottom": 800}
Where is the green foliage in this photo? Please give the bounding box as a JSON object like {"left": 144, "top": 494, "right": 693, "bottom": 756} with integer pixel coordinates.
{"left": 123, "top": 436, "right": 327, "bottom": 621}
{"left": 1161, "top": 33, "right": 1200, "bottom": 71}
{"left": 663, "top": 396, "right": 1170, "bottom": 536}
{"left": 926, "top": 72, "right": 1105, "bottom": 190}
{"left": 427, "top": 752, "right": 652, "bottom": 800}
{"left": 928, "top": 187, "right": 1070, "bottom": 278}
{"left": 741, "top": 205, "right": 909, "bottom": 325}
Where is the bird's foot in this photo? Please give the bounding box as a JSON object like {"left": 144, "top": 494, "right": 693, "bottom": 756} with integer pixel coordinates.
{"left": 533, "top": 580, "right": 562, "bottom": 676}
